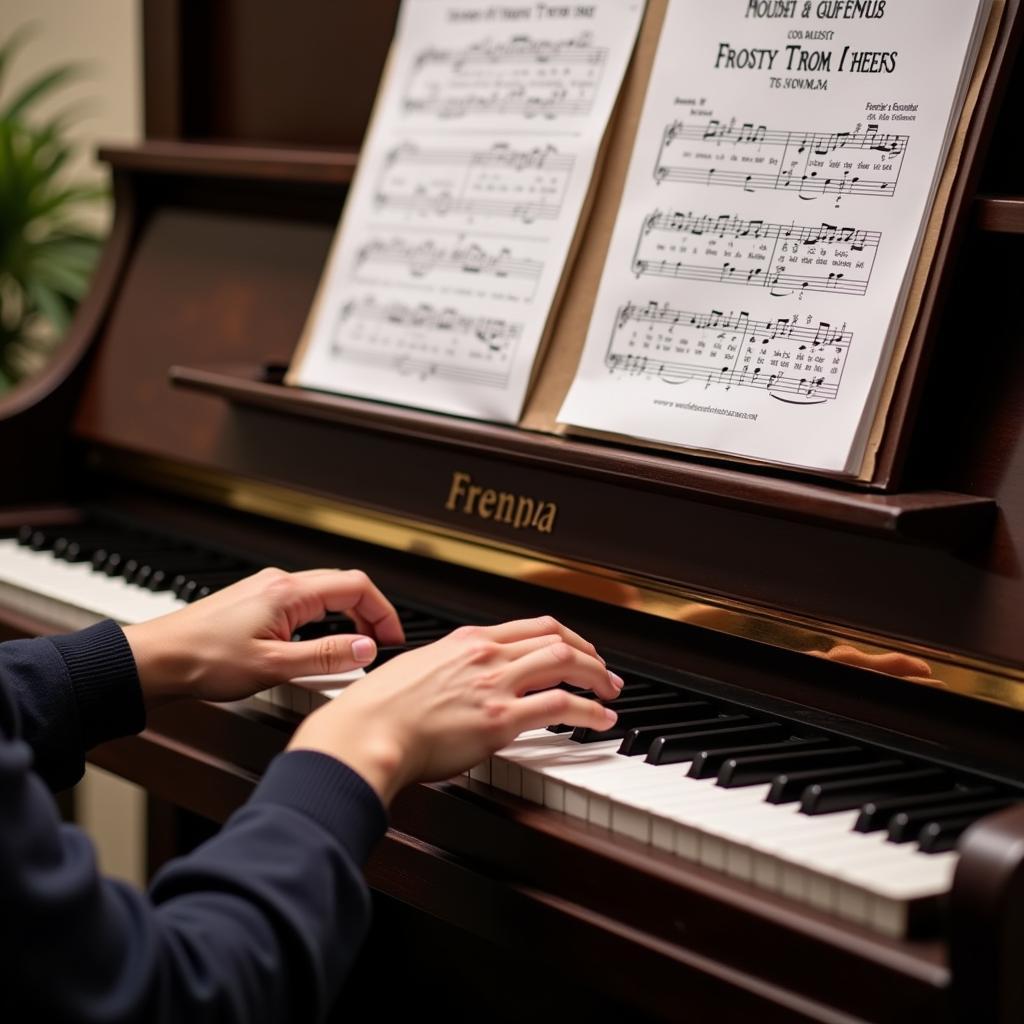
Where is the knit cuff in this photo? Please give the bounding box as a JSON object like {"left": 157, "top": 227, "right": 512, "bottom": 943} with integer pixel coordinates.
{"left": 49, "top": 619, "right": 145, "bottom": 749}
{"left": 250, "top": 750, "right": 388, "bottom": 866}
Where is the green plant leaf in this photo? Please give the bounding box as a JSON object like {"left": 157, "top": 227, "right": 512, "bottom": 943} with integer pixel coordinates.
{"left": 1, "top": 62, "right": 86, "bottom": 121}
{"left": 26, "top": 278, "right": 71, "bottom": 332}
{"left": 30, "top": 252, "right": 91, "bottom": 299}
{"left": 28, "top": 183, "right": 107, "bottom": 220}
{"left": 0, "top": 29, "right": 103, "bottom": 385}
{"left": 0, "top": 22, "right": 37, "bottom": 99}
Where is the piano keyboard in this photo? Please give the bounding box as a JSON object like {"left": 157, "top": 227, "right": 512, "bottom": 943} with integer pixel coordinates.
{"left": 3, "top": 520, "right": 1021, "bottom": 940}
{"left": 0, "top": 523, "right": 455, "bottom": 711}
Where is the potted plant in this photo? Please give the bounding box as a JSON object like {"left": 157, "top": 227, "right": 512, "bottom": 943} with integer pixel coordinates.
{"left": 0, "top": 27, "right": 105, "bottom": 392}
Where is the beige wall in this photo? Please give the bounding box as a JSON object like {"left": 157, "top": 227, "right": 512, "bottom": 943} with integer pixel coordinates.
{"left": 1, "top": 0, "right": 143, "bottom": 223}
{"left": 1, "top": 1, "right": 147, "bottom": 885}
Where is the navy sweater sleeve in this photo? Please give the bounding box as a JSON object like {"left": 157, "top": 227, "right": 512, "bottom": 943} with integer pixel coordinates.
{"left": 0, "top": 619, "right": 144, "bottom": 791}
{"left": 0, "top": 624, "right": 389, "bottom": 1023}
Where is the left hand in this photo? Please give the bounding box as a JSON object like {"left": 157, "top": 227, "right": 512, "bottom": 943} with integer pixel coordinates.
{"left": 122, "top": 568, "right": 406, "bottom": 707}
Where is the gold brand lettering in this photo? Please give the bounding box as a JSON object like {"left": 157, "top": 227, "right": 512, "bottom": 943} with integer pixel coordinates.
{"left": 444, "top": 471, "right": 557, "bottom": 534}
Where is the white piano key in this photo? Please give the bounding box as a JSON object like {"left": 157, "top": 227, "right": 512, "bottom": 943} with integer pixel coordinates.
{"left": 0, "top": 540, "right": 187, "bottom": 624}
{"left": 490, "top": 724, "right": 964, "bottom": 938}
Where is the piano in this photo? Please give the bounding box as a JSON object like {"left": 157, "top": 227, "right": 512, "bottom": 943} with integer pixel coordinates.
{"left": 2, "top": 2, "right": 1024, "bottom": 1020}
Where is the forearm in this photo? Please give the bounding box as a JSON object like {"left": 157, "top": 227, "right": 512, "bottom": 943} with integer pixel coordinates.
{"left": 3, "top": 743, "right": 386, "bottom": 1024}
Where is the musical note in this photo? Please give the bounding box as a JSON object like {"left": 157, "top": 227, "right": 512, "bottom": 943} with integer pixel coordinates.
{"left": 631, "top": 210, "right": 879, "bottom": 297}
{"left": 406, "top": 32, "right": 608, "bottom": 120}
{"left": 604, "top": 302, "right": 850, "bottom": 403}
{"left": 376, "top": 143, "right": 575, "bottom": 225}
{"left": 355, "top": 237, "right": 544, "bottom": 297}
{"left": 655, "top": 116, "right": 908, "bottom": 206}
{"left": 330, "top": 296, "right": 521, "bottom": 389}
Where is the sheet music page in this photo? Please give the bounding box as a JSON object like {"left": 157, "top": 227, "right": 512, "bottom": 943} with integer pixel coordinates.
{"left": 288, "top": 0, "right": 646, "bottom": 422}
{"left": 558, "top": 0, "right": 987, "bottom": 473}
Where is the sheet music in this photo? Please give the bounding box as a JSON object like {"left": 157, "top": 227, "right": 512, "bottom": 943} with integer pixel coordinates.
{"left": 289, "top": 0, "right": 646, "bottom": 422}
{"left": 559, "top": 0, "right": 989, "bottom": 473}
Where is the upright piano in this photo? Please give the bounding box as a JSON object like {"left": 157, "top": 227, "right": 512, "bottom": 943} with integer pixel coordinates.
{"left": 2, "top": 2, "right": 1024, "bottom": 1020}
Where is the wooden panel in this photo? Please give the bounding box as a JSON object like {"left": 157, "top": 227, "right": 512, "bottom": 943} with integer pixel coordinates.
{"left": 73, "top": 204, "right": 337, "bottom": 462}
{"left": 142, "top": 0, "right": 184, "bottom": 138}
{"left": 174, "top": 0, "right": 401, "bottom": 147}
{"left": 171, "top": 362, "right": 997, "bottom": 545}
{"left": 100, "top": 142, "right": 359, "bottom": 186}
{"left": 976, "top": 196, "right": 1024, "bottom": 233}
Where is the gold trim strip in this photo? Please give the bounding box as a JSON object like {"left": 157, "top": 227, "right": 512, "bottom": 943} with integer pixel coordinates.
{"left": 96, "top": 450, "right": 1024, "bottom": 712}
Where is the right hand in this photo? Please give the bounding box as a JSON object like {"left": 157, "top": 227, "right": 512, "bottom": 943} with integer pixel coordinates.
{"left": 288, "top": 617, "right": 623, "bottom": 805}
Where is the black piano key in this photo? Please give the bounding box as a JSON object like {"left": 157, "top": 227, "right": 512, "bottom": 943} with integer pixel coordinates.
{"left": 130, "top": 553, "right": 226, "bottom": 586}
{"left": 171, "top": 569, "right": 253, "bottom": 598}
{"left": 618, "top": 714, "right": 749, "bottom": 756}
{"left": 646, "top": 722, "right": 787, "bottom": 766}
{"left": 144, "top": 557, "right": 242, "bottom": 591}
{"left": 917, "top": 814, "right": 986, "bottom": 854}
{"left": 28, "top": 528, "right": 58, "bottom": 550}
{"left": 887, "top": 797, "right": 1014, "bottom": 844}
{"left": 182, "top": 573, "right": 251, "bottom": 602}
{"left": 30, "top": 525, "right": 113, "bottom": 553}
{"left": 606, "top": 693, "right": 696, "bottom": 710}
{"left": 561, "top": 679, "right": 669, "bottom": 699}
{"left": 371, "top": 641, "right": 435, "bottom": 665}
{"left": 855, "top": 786, "right": 998, "bottom": 833}
{"left": 52, "top": 529, "right": 126, "bottom": 561}
{"left": 292, "top": 614, "right": 362, "bottom": 641}
{"left": 767, "top": 759, "right": 905, "bottom": 804}
{"left": 572, "top": 700, "right": 715, "bottom": 744}
{"left": 716, "top": 744, "right": 867, "bottom": 788}
{"left": 548, "top": 690, "right": 699, "bottom": 735}
{"left": 687, "top": 737, "right": 833, "bottom": 779}
{"left": 101, "top": 548, "right": 183, "bottom": 577}
{"left": 800, "top": 768, "right": 950, "bottom": 816}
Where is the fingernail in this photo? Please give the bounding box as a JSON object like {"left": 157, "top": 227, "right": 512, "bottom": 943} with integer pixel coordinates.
{"left": 603, "top": 708, "right": 618, "bottom": 727}
{"left": 352, "top": 637, "right": 376, "bottom": 663}
{"left": 609, "top": 672, "right": 625, "bottom": 691}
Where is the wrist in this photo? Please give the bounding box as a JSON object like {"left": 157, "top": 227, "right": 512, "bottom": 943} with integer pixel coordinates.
{"left": 122, "top": 621, "right": 200, "bottom": 707}
{"left": 287, "top": 716, "right": 407, "bottom": 807}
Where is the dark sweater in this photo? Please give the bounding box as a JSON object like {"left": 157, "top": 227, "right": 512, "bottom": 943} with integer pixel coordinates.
{"left": 0, "top": 619, "right": 388, "bottom": 1023}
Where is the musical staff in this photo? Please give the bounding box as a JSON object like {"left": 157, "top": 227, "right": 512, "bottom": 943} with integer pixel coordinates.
{"left": 354, "top": 236, "right": 544, "bottom": 298}
{"left": 414, "top": 34, "right": 609, "bottom": 69}
{"left": 632, "top": 210, "right": 880, "bottom": 297}
{"left": 290, "top": 0, "right": 648, "bottom": 422}
{"left": 329, "top": 296, "right": 521, "bottom": 389}
{"left": 375, "top": 143, "right": 575, "bottom": 225}
{"left": 606, "top": 302, "right": 851, "bottom": 403}
{"left": 405, "top": 33, "right": 608, "bottom": 119}
{"left": 655, "top": 117, "right": 908, "bottom": 205}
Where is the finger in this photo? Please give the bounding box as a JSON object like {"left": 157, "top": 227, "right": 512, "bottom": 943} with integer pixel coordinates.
{"left": 290, "top": 570, "right": 405, "bottom": 646}
{"left": 474, "top": 616, "right": 604, "bottom": 664}
{"left": 268, "top": 633, "right": 379, "bottom": 681}
{"left": 822, "top": 644, "right": 933, "bottom": 677}
{"left": 494, "top": 634, "right": 572, "bottom": 661}
{"left": 500, "top": 643, "right": 621, "bottom": 699}
{"left": 504, "top": 689, "right": 618, "bottom": 736}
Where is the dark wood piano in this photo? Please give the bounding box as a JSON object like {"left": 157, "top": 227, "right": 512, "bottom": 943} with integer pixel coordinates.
{"left": 3, "top": 2, "right": 1024, "bottom": 1020}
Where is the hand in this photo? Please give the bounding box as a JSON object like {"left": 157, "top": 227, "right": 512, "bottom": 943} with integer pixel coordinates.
{"left": 808, "top": 644, "right": 946, "bottom": 688}
{"left": 288, "top": 617, "right": 623, "bottom": 806}
{"left": 122, "top": 568, "right": 406, "bottom": 707}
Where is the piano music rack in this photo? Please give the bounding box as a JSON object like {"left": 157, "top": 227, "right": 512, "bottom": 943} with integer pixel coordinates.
{"left": 170, "top": 361, "right": 995, "bottom": 548}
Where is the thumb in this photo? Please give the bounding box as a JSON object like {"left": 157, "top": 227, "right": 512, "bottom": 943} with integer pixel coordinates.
{"left": 271, "top": 634, "right": 379, "bottom": 681}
